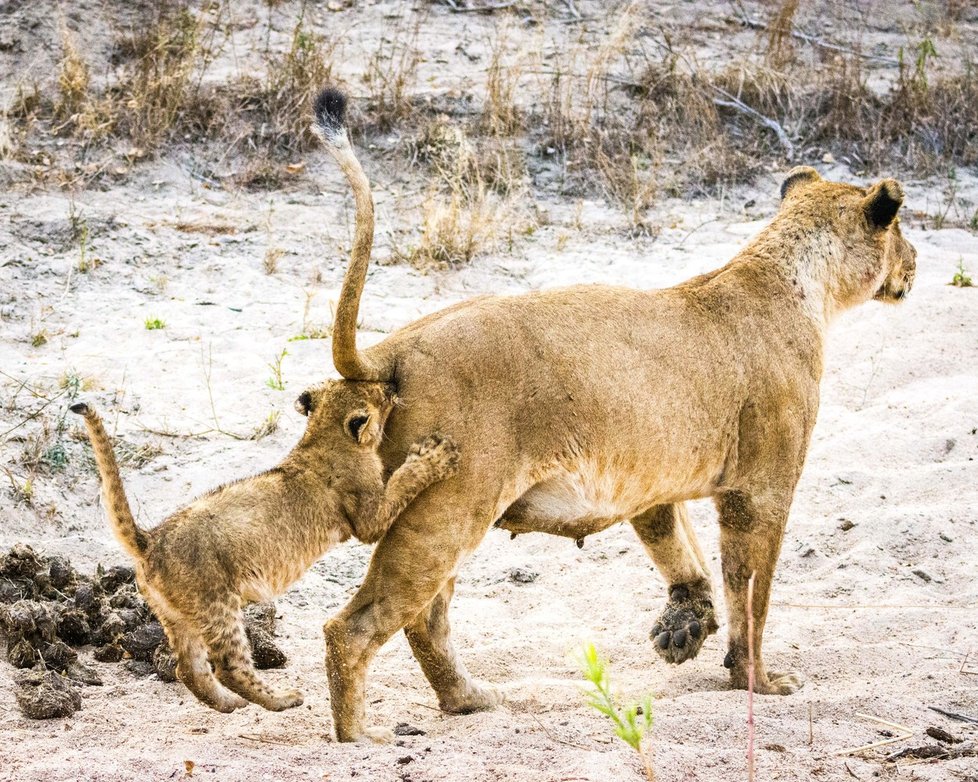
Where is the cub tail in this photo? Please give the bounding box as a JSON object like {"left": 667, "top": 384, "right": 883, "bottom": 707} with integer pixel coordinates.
{"left": 70, "top": 402, "right": 148, "bottom": 560}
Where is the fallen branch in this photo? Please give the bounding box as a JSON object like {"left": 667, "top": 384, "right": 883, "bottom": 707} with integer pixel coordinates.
{"left": 885, "top": 742, "right": 977, "bottom": 763}
{"left": 712, "top": 86, "right": 794, "bottom": 159}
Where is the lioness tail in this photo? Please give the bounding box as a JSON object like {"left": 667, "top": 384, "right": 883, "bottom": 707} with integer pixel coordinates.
{"left": 70, "top": 402, "right": 148, "bottom": 559}
{"left": 312, "top": 87, "right": 385, "bottom": 381}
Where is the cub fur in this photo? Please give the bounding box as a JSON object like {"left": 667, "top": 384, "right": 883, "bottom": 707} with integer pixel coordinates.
{"left": 71, "top": 380, "right": 459, "bottom": 713}
{"left": 310, "top": 88, "right": 916, "bottom": 740}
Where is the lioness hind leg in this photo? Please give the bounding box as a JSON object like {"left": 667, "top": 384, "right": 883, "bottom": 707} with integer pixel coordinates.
{"left": 716, "top": 489, "right": 803, "bottom": 695}
{"left": 199, "top": 600, "right": 303, "bottom": 711}
{"left": 632, "top": 503, "right": 718, "bottom": 664}
{"left": 404, "top": 578, "right": 502, "bottom": 714}
{"left": 163, "top": 619, "right": 248, "bottom": 712}
{"left": 357, "top": 433, "right": 461, "bottom": 543}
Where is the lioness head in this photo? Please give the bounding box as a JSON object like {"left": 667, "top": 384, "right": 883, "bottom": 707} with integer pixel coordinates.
{"left": 779, "top": 166, "right": 917, "bottom": 310}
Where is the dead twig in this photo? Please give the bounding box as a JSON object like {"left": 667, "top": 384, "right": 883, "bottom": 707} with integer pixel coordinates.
{"left": 530, "top": 712, "right": 590, "bottom": 750}
{"left": 438, "top": 0, "right": 517, "bottom": 12}
{"left": 747, "top": 572, "right": 756, "bottom": 782}
{"left": 928, "top": 706, "right": 978, "bottom": 724}
{"left": 837, "top": 713, "right": 913, "bottom": 756}
{"left": 960, "top": 649, "right": 978, "bottom": 675}
{"left": 237, "top": 733, "right": 296, "bottom": 746}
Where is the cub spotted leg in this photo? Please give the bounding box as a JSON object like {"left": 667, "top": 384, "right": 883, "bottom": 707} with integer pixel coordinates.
{"left": 631, "top": 503, "right": 718, "bottom": 664}
{"left": 716, "top": 488, "right": 803, "bottom": 695}
{"left": 164, "top": 618, "right": 248, "bottom": 712}
{"left": 200, "top": 599, "right": 304, "bottom": 711}
{"left": 403, "top": 578, "right": 503, "bottom": 714}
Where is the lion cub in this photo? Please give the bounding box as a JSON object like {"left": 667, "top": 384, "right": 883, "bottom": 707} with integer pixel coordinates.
{"left": 70, "top": 381, "right": 459, "bottom": 713}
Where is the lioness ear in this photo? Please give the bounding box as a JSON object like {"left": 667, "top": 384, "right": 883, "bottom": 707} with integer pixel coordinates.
{"left": 345, "top": 412, "right": 371, "bottom": 444}
{"left": 863, "top": 178, "right": 904, "bottom": 229}
{"left": 780, "top": 166, "right": 821, "bottom": 201}
{"left": 295, "top": 390, "right": 314, "bottom": 417}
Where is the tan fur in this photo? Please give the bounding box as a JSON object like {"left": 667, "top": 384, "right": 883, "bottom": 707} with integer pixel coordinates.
{"left": 311, "top": 92, "right": 917, "bottom": 741}
{"left": 70, "top": 381, "right": 459, "bottom": 713}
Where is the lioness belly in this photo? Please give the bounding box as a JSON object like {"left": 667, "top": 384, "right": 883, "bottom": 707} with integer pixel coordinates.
{"left": 497, "top": 457, "right": 710, "bottom": 539}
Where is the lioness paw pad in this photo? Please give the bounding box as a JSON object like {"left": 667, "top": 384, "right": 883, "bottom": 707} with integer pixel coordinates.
{"left": 650, "top": 584, "right": 717, "bottom": 665}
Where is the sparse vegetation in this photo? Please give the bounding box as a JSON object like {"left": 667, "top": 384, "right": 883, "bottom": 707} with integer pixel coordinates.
{"left": 580, "top": 642, "right": 655, "bottom": 782}
{"left": 144, "top": 318, "right": 166, "bottom": 331}
{"left": 950, "top": 258, "right": 973, "bottom": 287}
{"left": 265, "top": 348, "right": 288, "bottom": 391}
{"left": 5, "top": 2, "right": 975, "bottom": 219}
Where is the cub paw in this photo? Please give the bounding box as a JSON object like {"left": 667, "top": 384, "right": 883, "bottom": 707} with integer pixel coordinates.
{"left": 650, "top": 583, "right": 718, "bottom": 665}
{"left": 408, "top": 433, "right": 461, "bottom": 475}
{"left": 212, "top": 693, "right": 249, "bottom": 713}
{"left": 266, "top": 688, "right": 304, "bottom": 711}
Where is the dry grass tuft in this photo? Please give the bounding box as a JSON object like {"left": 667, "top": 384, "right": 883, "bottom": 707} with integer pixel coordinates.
{"left": 480, "top": 19, "right": 525, "bottom": 137}
{"left": 765, "top": 0, "right": 799, "bottom": 68}
{"left": 236, "top": 14, "right": 337, "bottom": 159}
{"left": 402, "top": 116, "right": 531, "bottom": 267}
{"left": 362, "top": 14, "right": 422, "bottom": 132}
{"left": 112, "top": 4, "right": 211, "bottom": 150}
{"left": 404, "top": 184, "right": 511, "bottom": 270}
{"left": 55, "top": 29, "right": 91, "bottom": 121}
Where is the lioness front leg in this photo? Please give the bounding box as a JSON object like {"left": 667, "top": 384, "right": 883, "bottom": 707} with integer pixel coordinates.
{"left": 355, "top": 433, "right": 460, "bottom": 543}
{"left": 632, "top": 503, "right": 719, "bottom": 664}
{"left": 716, "top": 488, "right": 802, "bottom": 695}
{"left": 324, "top": 498, "right": 491, "bottom": 742}
{"left": 403, "top": 578, "right": 503, "bottom": 714}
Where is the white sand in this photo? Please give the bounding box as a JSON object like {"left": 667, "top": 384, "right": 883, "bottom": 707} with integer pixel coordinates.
{"left": 1, "top": 2, "right": 977, "bottom": 780}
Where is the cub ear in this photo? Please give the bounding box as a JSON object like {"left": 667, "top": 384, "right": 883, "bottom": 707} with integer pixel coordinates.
{"left": 780, "top": 166, "right": 821, "bottom": 201}
{"left": 345, "top": 412, "right": 371, "bottom": 444}
{"left": 863, "top": 178, "right": 904, "bottom": 229}
{"left": 295, "top": 390, "right": 314, "bottom": 417}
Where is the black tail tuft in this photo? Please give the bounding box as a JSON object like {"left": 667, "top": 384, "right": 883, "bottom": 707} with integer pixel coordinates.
{"left": 69, "top": 402, "right": 90, "bottom": 416}
{"left": 314, "top": 87, "right": 348, "bottom": 137}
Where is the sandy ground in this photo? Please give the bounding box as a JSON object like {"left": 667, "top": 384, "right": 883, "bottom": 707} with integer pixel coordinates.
{"left": 2, "top": 2, "right": 978, "bottom": 781}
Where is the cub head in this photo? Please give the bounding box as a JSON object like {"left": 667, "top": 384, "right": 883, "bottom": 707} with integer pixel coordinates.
{"left": 293, "top": 380, "right": 397, "bottom": 449}
{"left": 779, "top": 166, "right": 917, "bottom": 311}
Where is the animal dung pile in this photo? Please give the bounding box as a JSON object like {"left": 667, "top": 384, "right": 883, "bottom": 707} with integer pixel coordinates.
{"left": 0, "top": 544, "right": 286, "bottom": 719}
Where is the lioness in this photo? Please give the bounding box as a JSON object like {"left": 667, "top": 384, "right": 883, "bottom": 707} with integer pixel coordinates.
{"left": 71, "top": 381, "right": 459, "bottom": 713}
{"left": 310, "top": 88, "right": 916, "bottom": 741}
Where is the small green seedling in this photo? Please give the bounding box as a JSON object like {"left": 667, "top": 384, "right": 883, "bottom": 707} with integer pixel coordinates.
{"left": 145, "top": 317, "right": 167, "bottom": 330}
{"left": 950, "top": 258, "right": 973, "bottom": 288}
{"left": 266, "top": 348, "right": 288, "bottom": 391}
{"left": 579, "top": 643, "right": 656, "bottom": 781}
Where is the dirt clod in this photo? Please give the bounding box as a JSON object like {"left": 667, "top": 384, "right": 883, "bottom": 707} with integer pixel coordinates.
{"left": 508, "top": 567, "right": 538, "bottom": 584}
{"left": 0, "top": 545, "right": 287, "bottom": 718}
{"left": 394, "top": 723, "right": 427, "bottom": 736}
{"left": 15, "top": 669, "right": 82, "bottom": 719}
{"left": 246, "top": 624, "right": 287, "bottom": 669}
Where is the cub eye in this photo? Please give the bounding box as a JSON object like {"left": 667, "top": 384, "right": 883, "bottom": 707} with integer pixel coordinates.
{"left": 295, "top": 391, "right": 313, "bottom": 416}
{"left": 346, "top": 414, "right": 370, "bottom": 442}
